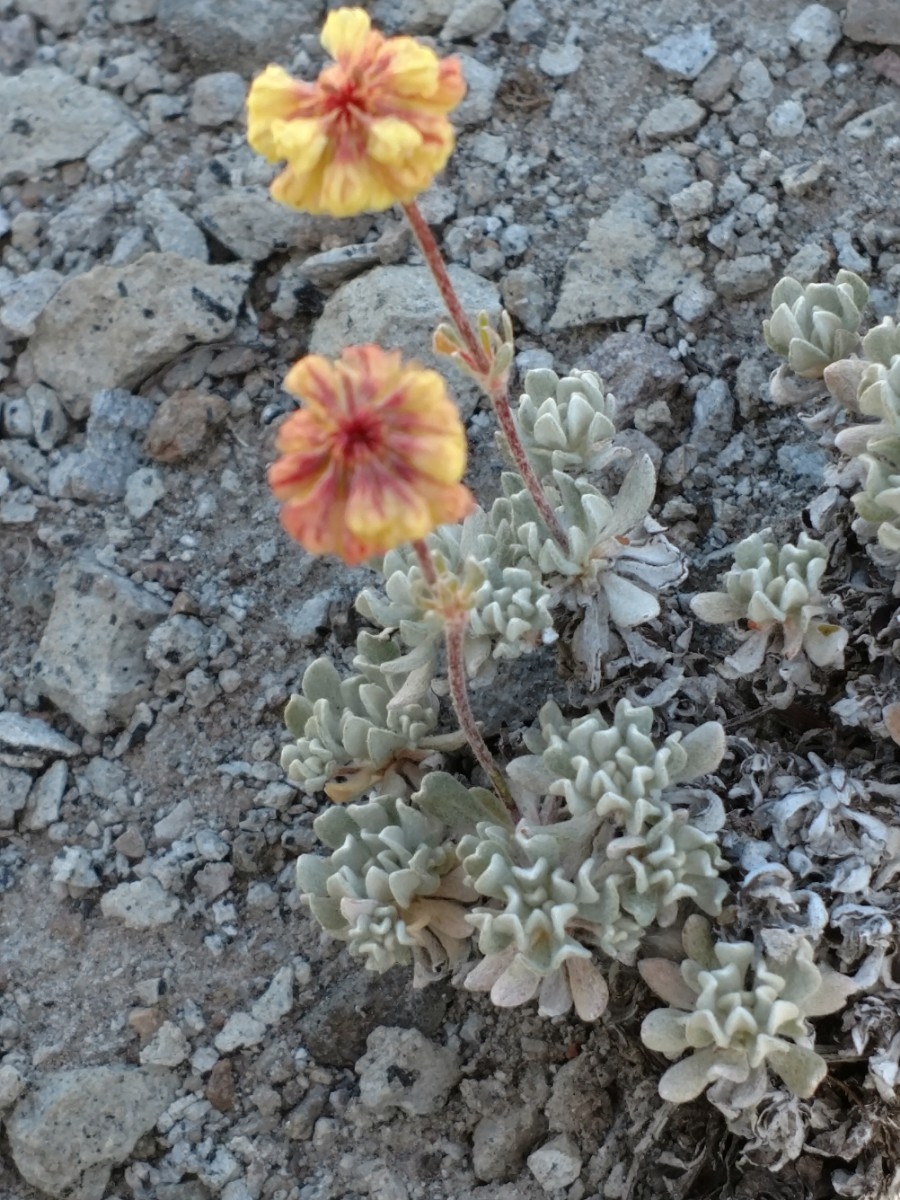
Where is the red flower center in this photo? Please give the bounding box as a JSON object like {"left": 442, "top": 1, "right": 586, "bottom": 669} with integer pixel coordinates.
{"left": 335, "top": 410, "right": 383, "bottom": 466}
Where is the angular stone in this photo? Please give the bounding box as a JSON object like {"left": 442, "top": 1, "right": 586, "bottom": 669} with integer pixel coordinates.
{"left": 144, "top": 389, "right": 229, "bottom": 463}
{"left": 15, "top": 0, "right": 90, "bottom": 36}
{"left": 63, "top": 389, "right": 154, "bottom": 503}
{"left": 140, "top": 189, "right": 209, "bottom": 262}
{"left": 157, "top": 0, "right": 320, "bottom": 70}
{"left": 643, "top": 25, "right": 717, "bottom": 80}
{"left": 0, "top": 67, "right": 130, "bottom": 185}
{"left": 356, "top": 1026, "right": 460, "bottom": 1116}
{"left": 5, "top": 1066, "right": 177, "bottom": 1197}
{"left": 0, "top": 765, "right": 31, "bottom": 828}
{"left": 550, "top": 192, "right": 690, "bottom": 328}
{"left": 713, "top": 253, "right": 774, "bottom": 299}
{"left": 844, "top": 0, "right": 900, "bottom": 45}
{"left": 789, "top": 4, "right": 843, "bottom": 59}
{"left": 638, "top": 96, "right": 706, "bottom": 142}
{"left": 0, "top": 712, "right": 79, "bottom": 758}
{"left": 30, "top": 254, "right": 250, "bottom": 410}
{"left": 0, "top": 268, "right": 64, "bottom": 339}
{"left": 32, "top": 558, "right": 169, "bottom": 734}
{"left": 473, "top": 1105, "right": 548, "bottom": 1182}
{"left": 528, "top": 1135, "right": 582, "bottom": 1191}
{"left": 21, "top": 760, "right": 67, "bottom": 831}
{"left": 195, "top": 188, "right": 343, "bottom": 263}
{"left": 583, "top": 331, "right": 686, "bottom": 416}
{"left": 189, "top": 71, "right": 246, "bottom": 128}
{"left": 310, "top": 264, "right": 500, "bottom": 416}
{"left": 100, "top": 877, "right": 180, "bottom": 928}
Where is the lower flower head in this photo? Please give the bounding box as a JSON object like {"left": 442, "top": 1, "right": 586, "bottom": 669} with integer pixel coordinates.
{"left": 269, "top": 345, "right": 475, "bottom": 565}
{"left": 246, "top": 7, "right": 466, "bottom": 217}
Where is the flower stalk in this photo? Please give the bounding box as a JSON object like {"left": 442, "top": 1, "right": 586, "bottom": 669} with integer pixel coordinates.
{"left": 403, "top": 198, "right": 569, "bottom": 556}
{"left": 412, "top": 537, "right": 515, "bottom": 812}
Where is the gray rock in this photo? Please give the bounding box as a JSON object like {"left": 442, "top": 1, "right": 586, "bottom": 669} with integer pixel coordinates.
{"left": 691, "top": 378, "right": 734, "bottom": 449}
{"left": 692, "top": 55, "right": 737, "bottom": 104}
{"left": 528, "top": 1135, "right": 583, "bottom": 1191}
{"left": 789, "top": 4, "right": 843, "bottom": 59}
{"left": 0, "top": 269, "right": 64, "bottom": 339}
{"left": 673, "top": 279, "right": 716, "bottom": 322}
{"left": 51, "top": 845, "right": 101, "bottom": 894}
{"left": 124, "top": 466, "right": 166, "bottom": 518}
{"left": 109, "top": 0, "right": 158, "bottom": 19}
{"left": 639, "top": 150, "right": 696, "bottom": 203}
{"left": 146, "top": 615, "right": 209, "bottom": 677}
{"left": 5, "top": 1066, "right": 177, "bottom": 1197}
{"left": 139, "top": 1022, "right": 190, "bottom": 1068}
{"left": 455, "top": 54, "right": 501, "bottom": 125}
{"left": 157, "top": 0, "right": 321, "bottom": 70}
{"left": 369, "top": 0, "right": 453, "bottom": 33}
{"left": 0, "top": 765, "right": 31, "bottom": 828}
{"left": 0, "top": 439, "right": 47, "bottom": 491}
{"left": 643, "top": 25, "right": 717, "bottom": 80}
{"left": 736, "top": 57, "right": 773, "bottom": 101}
{"left": 152, "top": 798, "right": 194, "bottom": 844}
{"left": 0, "top": 13, "right": 37, "bottom": 73}
{"left": 297, "top": 969, "right": 451, "bottom": 1067}
{"left": 60, "top": 388, "right": 154, "bottom": 503}
{"left": 767, "top": 99, "right": 806, "bottom": 138}
{"left": 141, "top": 189, "right": 209, "bottom": 262}
{"left": 669, "top": 180, "right": 715, "bottom": 222}
{"left": 20, "top": 760, "right": 67, "bottom": 831}
{"left": 196, "top": 187, "right": 343, "bottom": 263}
{"left": 189, "top": 71, "right": 246, "bottom": 128}
{"left": 32, "top": 558, "right": 169, "bottom": 734}
{"left": 844, "top": 0, "right": 900, "bottom": 45}
{"left": 100, "top": 877, "right": 180, "bottom": 928}
{"left": 472, "top": 1105, "right": 548, "bottom": 1182}
{"left": 15, "top": 0, "right": 89, "bottom": 35}
{"left": 295, "top": 243, "right": 383, "bottom": 289}
{"left": 842, "top": 101, "right": 900, "bottom": 140}
{"left": 538, "top": 42, "right": 584, "bottom": 77}
{"left": 638, "top": 96, "right": 706, "bottom": 142}
{"left": 441, "top": 0, "right": 503, "bottom": 40}
{"left": 30, "top": 254, "right": 250, "bottom": 410}
{"left": 0, "top": 711, "right": 78, "bottom": 757}
{"left": 780, "top": 159, "right": 827, "bottom": 197}
{"left": 0, "top": 67, "right": 130, "bottom": 185}
{"left": 46, "top": 184, "right": 117, "bottom": 257}
{"left": 549, "top": 191, "right": 690, "bottom": 328}
{"left": 214, "top": 1012, "right": 266, "bottom": 1052}
{"left": 0, "top": 1064, "right": 25, "bottom": 1111}
{"left": 310, "top": 263, "right": 500, "bottom": 416}
{"left": 250, "top": 965, "right": 294, "bottom": 1027}
{"left": 502, "top": 266, "right": 548, "bottom": 334}
{"left": 356, "top": 1027, "right": 460, "bottom": 1116}
{"left": 713, "top": 253, "right": 773, "bottom": 298}
{"left": 86, "top": 121, "right": 144, "bottom": 173}
{"left": 506, "top": 0, "right": 543, "bottom": 41}
{"left": 26, "top": 384, "right": 68, "bottom": 451}
{"left": 583, "top": 332, "right": 686, "bottom": 416}
{"left": 833, "top": 230, "right": 870, "bottom": 274}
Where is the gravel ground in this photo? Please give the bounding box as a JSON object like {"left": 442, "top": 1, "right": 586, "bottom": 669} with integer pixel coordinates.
{"left": 1, "top": 1, "right": 899, "bottom": 1198}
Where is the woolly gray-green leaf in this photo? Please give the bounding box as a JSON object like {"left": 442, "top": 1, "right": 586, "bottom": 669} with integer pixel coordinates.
{"left": 414, "top": 771, "right": 513, "bottom": 830}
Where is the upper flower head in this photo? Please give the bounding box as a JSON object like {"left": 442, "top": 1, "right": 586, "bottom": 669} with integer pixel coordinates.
{"left": 269, "top": 345, "right": 475, "bottom": 565}
{"left": 246, "top": 7, "right": 466, "bottom": 217}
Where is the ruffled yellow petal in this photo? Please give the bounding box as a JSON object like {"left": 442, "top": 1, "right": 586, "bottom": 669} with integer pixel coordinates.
{"left": 246, "top": 65, "right": 303, "bottom": 160}
{"left": 366, "top": 117, "right": 423, "bottom": 165}
{"left": 269, "top": 117, "right": 329, "bottom": 172}
{"left": 320, "top": 7, "right": 371, "bottom": 62}
{"left": 270, "top": 161, "right": 327, "bottom": 215}
{"left": 385, "top": 38, "right": 441, "bottom": 96}
{"left": 319, "top": 158, "right": 395, "bottom": 216}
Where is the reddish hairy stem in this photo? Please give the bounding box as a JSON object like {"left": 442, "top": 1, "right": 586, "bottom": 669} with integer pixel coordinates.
{"left": 403, "top": 200, "right": 490, "bottom": 373}
{"left": 444, "top": 616, "right": 516, "bottom": 813}
{"left": 403, "top": 199, "right": 569, "bottom": 556}
{"left": 412, "top": 538, "right": 438, "bottom": 587}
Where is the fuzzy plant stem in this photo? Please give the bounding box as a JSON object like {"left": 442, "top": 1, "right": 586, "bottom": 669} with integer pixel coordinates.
{"left": 403, "top": 200, "right": 569, "bottom": 555}
{"left": 411, "top": 539, "right": 516, "bottom": 813}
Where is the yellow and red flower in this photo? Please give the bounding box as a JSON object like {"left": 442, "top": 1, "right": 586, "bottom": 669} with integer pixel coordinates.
{"left": 269, "top": 345, "right": 475, "bottom": 564}
{"left": 246, "top": 7, "right": 466, "bottom": 217}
